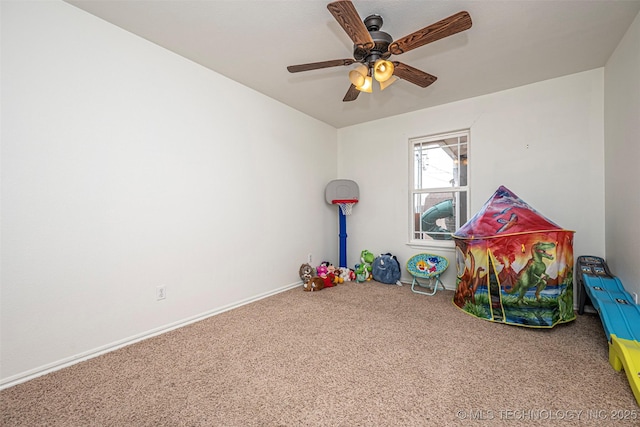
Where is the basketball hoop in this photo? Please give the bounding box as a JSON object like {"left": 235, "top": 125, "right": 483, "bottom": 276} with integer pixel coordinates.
{"left": 332, "top": 199, "right": 358, "bottom": 216}
{"left": 326, "top": 180, "right": 360, "bottom": 268}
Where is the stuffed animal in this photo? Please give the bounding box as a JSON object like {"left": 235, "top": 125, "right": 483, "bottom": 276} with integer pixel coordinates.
{"left": 339, "top": 267, "right": 356, "bottom": 282}
{"left": 333, "top": 268, "right": 344, "bottom": 284}
{"left": 327, "top": 264, "right": 343, "bottom": 285}
{"left": 355, "top": 250, "right": 374, "bottom": 283}
{"left": 316, "top": 262, "right": 329, "bottom": 278}
{"left": 327, "top": 263, "right": 336, "bottom": 276}
{"left": 299, "top": 263, "right": 315, "bottom": 284}
{"left": 354, "top": 264, "right": 369, "bottom": 282}
{"left": 324, "top": 273, "right": 336, "bottom": 287}
{"left": 317, "top": 262, "right": 336, "bottom": 288}
{"left": 303, "top": 277, "right": 325, "bottom": 292}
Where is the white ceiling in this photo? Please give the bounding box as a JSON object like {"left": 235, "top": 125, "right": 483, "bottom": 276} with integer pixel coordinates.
{"left": 65, "top": 0, "right": 640, "bottom": 128}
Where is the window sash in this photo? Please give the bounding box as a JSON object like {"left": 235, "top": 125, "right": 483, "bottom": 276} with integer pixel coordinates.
{"left": 409, "top": 130, "right": 469, "bottom": 246}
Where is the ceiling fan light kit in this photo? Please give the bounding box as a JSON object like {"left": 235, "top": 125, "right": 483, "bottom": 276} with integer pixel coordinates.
{"left": 379, "top": 75, "right": 398, "bottom": 91}
{"left": 349, "top": 59, "right": 395, "bottom": 92}
{"left": 287, "top": 0, "right": 472, "bottom": 102}
{"left": 358, "top": 76, "right": 373, "bottom": 93}
{"left": 348, "top": 64, "right": 368, "bottom": 86}
{"left": 373, "top": 59, "right": 394, "bottom": 82}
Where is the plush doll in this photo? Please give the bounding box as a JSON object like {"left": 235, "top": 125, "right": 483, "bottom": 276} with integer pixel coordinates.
{"left": 303, "top": 277, "right": 325, "bottom": 292}
{"left": 316, "top": 262, "right": 336, "bottom": 288}
{"left": 327, "top": 263, "right": 336, "bottom": 276}
{"left": 316, "top": 262, "right": 329, "bottom": 278}
{"left": 355, "top": 250, "right": 374, "bottom": 283}
{"left": 326, "top": 273, "right": 336, "bottom": 287}
{"left": 354, "top": 264, "right": 369, "bottom": 282}
{"left": 339, "top": 267, "right": 356, "bottom": 282}
{"left": 333, "top": 268, "right": 344, "bottom": 284}
{"left": 327, "top": 263, "right": 343, "bottom": 285}
{"left": 299, "top": 263, "right": 315, "bottom": 284}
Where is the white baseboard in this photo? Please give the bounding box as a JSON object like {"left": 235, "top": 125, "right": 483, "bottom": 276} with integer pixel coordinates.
{"left": 0, "top": 281, "right": 302, "bottom": 390}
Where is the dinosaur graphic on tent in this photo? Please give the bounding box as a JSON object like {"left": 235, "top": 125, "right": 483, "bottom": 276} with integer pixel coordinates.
{"left": 454, "top": 248, "right": 488, "bottom": 307}
{"left": 508, "top": 241, "right": 556, "bottom": 303}
{"left": 454, "top": 248, "right": 475, "bottom": 307}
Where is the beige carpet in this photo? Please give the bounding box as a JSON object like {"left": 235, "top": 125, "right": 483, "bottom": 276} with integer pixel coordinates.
{"left": 1, "top": 281, "right": 638, "bottom": 426}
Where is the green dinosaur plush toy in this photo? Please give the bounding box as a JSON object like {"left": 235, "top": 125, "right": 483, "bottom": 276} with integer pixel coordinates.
{"left": 355, "top": 249, "right": 374, "bottom": 283}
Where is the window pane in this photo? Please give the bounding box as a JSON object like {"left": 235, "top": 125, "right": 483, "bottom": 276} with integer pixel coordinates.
{"left": 413, "top": 192, "right": 457, "bottom": 240}
{"left": 413, "top": 139, "right": 467, "bottom": 189}
{"left": 457, "top": 143, "right": 468, "bottom": 187}
{"left": 413, "top": 143, "right": 454, "bottom": 189}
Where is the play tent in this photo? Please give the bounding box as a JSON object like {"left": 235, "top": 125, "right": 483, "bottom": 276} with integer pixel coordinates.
{"left": 453, "top": 186, "right": 575, "bottom": 327}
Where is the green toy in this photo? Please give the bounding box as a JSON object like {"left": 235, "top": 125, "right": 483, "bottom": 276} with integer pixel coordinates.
{"left": 355, "top": 249, "right": 374, "bottom": 282}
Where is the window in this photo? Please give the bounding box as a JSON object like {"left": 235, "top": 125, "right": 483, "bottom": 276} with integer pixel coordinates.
{"left": 409, "top": 130, "right": 469, "bottom": 245}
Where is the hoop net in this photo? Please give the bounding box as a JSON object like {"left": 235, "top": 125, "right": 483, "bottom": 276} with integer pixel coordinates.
{"left": 332, "top": 199, "right": 358, "bottom": 216}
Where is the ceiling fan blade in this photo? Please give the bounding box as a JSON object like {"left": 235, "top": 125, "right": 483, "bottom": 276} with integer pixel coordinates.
{"left": 327, "top": 0, "right": 374, "bottom": 51}
{"left": 343, "top": 84, "right": 360, "bottom": 102}
{"left": 287, "top": 59, "right": 355, "bottom": 73}
{"left": 389, "top": 11, "right": 472, "bottom": 55}
{"left": 392, "top": 62, "right": 437, "bottom": 88}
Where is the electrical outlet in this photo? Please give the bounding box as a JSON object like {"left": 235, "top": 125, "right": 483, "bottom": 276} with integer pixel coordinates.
{"left": 156, "top": 286, "right": 166, "bottom": 301}
{"left": 308, "top": 253, "right": 312, "bottom": 264}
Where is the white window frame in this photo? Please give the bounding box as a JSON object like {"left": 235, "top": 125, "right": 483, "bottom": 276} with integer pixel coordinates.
{"left": 408, "top": 129, "right": 470, "bottom": 248}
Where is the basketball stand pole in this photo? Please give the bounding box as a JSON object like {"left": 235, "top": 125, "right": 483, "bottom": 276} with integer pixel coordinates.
{"left": 339, "top": 209, "right": 347, "bottom": 268}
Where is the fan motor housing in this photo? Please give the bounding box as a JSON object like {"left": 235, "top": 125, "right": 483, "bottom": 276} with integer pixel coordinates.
{"left": 353, "top": 15, "right": 393, "bottom": 63}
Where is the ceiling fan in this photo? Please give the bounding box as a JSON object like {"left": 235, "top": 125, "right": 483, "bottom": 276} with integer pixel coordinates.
{"left": 287, "top": 0, "right": 472, "bottom": 102}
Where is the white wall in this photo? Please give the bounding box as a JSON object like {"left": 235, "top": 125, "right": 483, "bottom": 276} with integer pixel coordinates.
{"left": 604, "top": 11, "right": 640, "bottom": 298}
{"left": 1, "top": 0, "right": 337, "bottom": 385}
{"left": 2, "top": 0, "right": 633, "bottom": 389}
{"left": 337, "top": 69, "right": 605, "bottom": 289}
